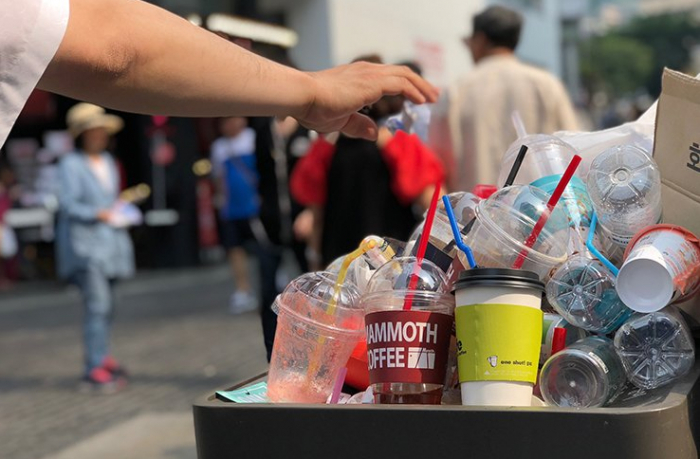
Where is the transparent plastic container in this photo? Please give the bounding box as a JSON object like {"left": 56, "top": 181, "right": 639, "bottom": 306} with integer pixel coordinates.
{"left": 614, "top": 308, "right": 695, "bottom": 390}
{"left": 408, "top": 192, "right": 480, "bottom": 271}
{"left": 586, "top": 145, "right": 662, "bottom": 249}
{"left": 267, "top": 272, "right": 363, "bottom": 403}
{"left": 540, "top": 313, "right": 589, "bottom": 363}
{"left": 365, "top": 256, "right": 448, "bottom": 294}
{"left": 540, "top": 336, "right": 627, "bottom": 408}
{"left": 497, "top": 134, "right": 580, "bottom": 188}
{"left": 325, "top": 236, "right": 400, "bottom": 293}
{"left": 546, "top": 256, "right": 632, "bottom": 333}
{"left": 462, "top": 185, "right": 569, "bottom": 280}
{"left": 530, "top": 174, "right": 595, "bottom": 256}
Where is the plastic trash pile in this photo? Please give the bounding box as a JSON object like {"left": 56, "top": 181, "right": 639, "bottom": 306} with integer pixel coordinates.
{"left": 262, "top": 123, "right": 700, "bottom": 409}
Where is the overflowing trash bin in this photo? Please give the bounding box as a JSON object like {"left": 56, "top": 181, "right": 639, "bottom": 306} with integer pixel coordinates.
{"left": 193, "top": 68, "right": 700, "bottom": 458}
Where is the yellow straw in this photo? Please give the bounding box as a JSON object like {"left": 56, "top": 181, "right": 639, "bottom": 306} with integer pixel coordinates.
{"left": 327, "top": 238, "right": 377, "bottom": 315}
{"left": 306, "top": 238, "right": 377, "bottom": 380}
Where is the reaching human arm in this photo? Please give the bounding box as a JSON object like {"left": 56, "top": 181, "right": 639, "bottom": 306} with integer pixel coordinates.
{"left": 38, "top": 0, "right": 438, "bottom": 140}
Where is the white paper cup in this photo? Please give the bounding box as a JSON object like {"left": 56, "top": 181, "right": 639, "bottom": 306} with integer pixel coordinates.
{"left": 617, "top": 225, "right": 700, "bottom": 313}
{"left": 454, "top": 268, "right": 544, "bottom": 407}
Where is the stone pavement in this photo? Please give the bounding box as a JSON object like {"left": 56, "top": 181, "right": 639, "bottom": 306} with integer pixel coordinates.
{"left": 0, "top": 265, "right": 270, "bottom": 459}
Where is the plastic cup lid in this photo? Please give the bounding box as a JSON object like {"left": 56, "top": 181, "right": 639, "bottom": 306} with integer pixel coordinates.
{"left": 454, "top": 268, "right": 544, "bottom": 293}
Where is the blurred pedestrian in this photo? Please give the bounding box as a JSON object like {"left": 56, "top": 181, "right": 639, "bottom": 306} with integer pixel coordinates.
{"left": 56, "top": 103, "right": 134, "bottom": 393}
{"left": 432, "top": 5, "right": 578, "bottom": 191}
{"left": 210, "top": 117, "right": 260, "bottom": 314}
{"left": 0, "top": 163, "right": 19, "bottom": 288}
{"left": 291, "top": 56, "right": 445, "bottom": 266}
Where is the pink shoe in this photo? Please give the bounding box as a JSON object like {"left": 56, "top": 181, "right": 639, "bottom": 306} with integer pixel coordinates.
{"left": 79, "top": 367, "right": 127, "bottom": 394}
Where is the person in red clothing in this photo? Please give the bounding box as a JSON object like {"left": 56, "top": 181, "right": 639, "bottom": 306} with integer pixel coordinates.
{"left": 290, "top": 56, "right": 445, "bottom": 267}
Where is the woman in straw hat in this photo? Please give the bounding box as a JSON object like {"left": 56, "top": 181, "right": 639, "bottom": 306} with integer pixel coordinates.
{"left": 56, "top": 103, "right": 134, "bottom": 393}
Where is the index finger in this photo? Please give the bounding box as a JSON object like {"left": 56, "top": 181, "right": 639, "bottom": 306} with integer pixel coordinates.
{"left": 386, "top": 65, "right": 440, "bottom": 103}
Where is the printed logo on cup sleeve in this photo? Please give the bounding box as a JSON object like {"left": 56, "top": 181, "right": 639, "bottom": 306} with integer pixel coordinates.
{"left": 365, "top": 310, "right": 453, "bottom": 385}
{"left": 456, "top": 303, "right": 543, "bottom": 384}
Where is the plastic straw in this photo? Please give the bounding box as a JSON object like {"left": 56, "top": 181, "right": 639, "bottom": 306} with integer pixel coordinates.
{"left": 551, "top": 327, "right": 568, "bottom": 355}
{"left": 327, "top": 239, "right": 377, "bottom": 315}
{"left": 308, "top": 239, "right": 377, "bottom": 379}
{"left": 503, "top": 145, "right": 529, "bottom": 188}
{"left": 587, "top": 212, "right": 620, "bottom": 276}
{"left": 512, "top": 155, "right": 582, "bottom": 269}
{"left": 511, "top": 110, "right": 527, "bottom": 139}
{"left": 442, "top": 195, "right": 476, "bottom": 268}
{"left": 452, "top": 146, "right": 527, "bottom": 249}
{"left": 329, "top": 367, "right": 348, "bottom": 404}
{"left": 403, "top": 181, "right": 441, "bottom": 310}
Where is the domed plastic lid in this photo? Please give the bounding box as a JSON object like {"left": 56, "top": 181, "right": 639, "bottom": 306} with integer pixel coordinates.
{"left": 272, "top": 271, "right": 363, "bottom": 333}
{"left": 365, "top": 256, "right": 448, "bottom": 294}
{"left": 587, "top": 145, "right": 660, "bottom": 207}
{"left": 498, "top": 134, "right": 579, "bottom": 187}
{"left": 477, "top": 185, "right": 570, "bottom": 262}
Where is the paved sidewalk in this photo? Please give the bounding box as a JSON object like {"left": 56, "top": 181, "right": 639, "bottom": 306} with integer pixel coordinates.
{"left": 0, "top": 265, "right": 269, "bottom": 459}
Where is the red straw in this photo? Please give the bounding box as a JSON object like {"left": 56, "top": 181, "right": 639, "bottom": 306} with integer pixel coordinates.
{"left": 403, "top": 181, "right": 442, "bottom": 310}
{"left": 551, "top": 327, "right": 568, "bottom": 355}
{"left": 512, "top": 155, "right": 582, "bottom": 269}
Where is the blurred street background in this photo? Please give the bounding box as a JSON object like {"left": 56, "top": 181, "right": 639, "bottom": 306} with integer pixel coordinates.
{"left": 1, "top": 0, "right": 700, "bottom": 457}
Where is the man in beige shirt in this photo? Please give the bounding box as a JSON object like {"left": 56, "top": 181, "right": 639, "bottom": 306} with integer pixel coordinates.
{"left": 432, "top": 6, "right": 578, "bottom": 191}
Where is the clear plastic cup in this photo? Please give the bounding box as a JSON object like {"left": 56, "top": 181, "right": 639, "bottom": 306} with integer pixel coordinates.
{"left": 529, "top": 174, "right": 595, "bottom": 256}
{"left": 497, "top": 134, "right": 580, "bottom": 187}
{"left": 407, "top": 192, "right": 480, "bottom": 273}
{"left": 365, "top": 256, "right": 448, "bottom": 294}
{"left": 540, "top": 313, "right": 589, "bottom": 364}
{"left": 614, "top": 307, "right": 695, "bottom": 390}
{"left": 540, "top": 336, "right": 626, "bottom": 408}
{"left": 546, "top": 256, "right": 632, "bottom": 333}
{"left": 267, "top": 271, "right": 363, "bottom": 403}
{"left": 363, "top": 290, "right": 454, "bottom": 404}
{"left": 586, "top": 145, "right": 662, "bottom": 249}
{"left": 462, "top": 185, "right": 570, "bottom": 280}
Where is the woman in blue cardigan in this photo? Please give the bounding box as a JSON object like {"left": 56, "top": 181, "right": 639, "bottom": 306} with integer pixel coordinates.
{"left": 56, "top": 103, "right": 135, "bottom": 393}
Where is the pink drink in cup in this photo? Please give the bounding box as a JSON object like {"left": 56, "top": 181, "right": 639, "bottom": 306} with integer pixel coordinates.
{"left": 267, "top": 272, "right": 363, "bottom": 403}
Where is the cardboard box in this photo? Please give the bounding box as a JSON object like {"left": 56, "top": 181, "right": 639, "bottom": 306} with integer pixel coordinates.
{"left": 654, "top": 69, "right": 700, "bottom": 239}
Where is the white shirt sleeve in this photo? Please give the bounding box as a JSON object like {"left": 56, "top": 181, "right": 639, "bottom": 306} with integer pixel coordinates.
{"left": 0, "top": 0, "right": 70, "bottom": 148}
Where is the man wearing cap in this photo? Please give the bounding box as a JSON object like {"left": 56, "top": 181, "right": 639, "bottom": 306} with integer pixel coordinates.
{"left": 56, "top": 103, "right": 134, "bottom": 391}
{"left": 431, "top": 5, "right": 578, "bottom": 191}
{"left": 0, "top": 0, "right": 437, "bottom": 151}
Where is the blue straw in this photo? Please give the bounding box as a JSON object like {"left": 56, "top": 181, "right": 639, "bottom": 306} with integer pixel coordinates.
{"left": 586, "top": 212, "right": 619, "bottom": 276}
{"left": 442, "top": 195, "right": 477, "bottom": 269}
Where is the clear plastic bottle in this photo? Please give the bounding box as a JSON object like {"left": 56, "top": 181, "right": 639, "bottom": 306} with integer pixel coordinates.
{"left": 546, "top": 255, "right": 633, "bottom": 333}
{"left": 614, "top": 307, "right": 695, "bottom": 390}
{"left": 540, "top": 313, "right": 589, "bottom": 364}
{"left": 540, "top": 336, "right": 626, "bottom": 408}
{"left": 586, "top": 145, "right": 662, "bottom": 249}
